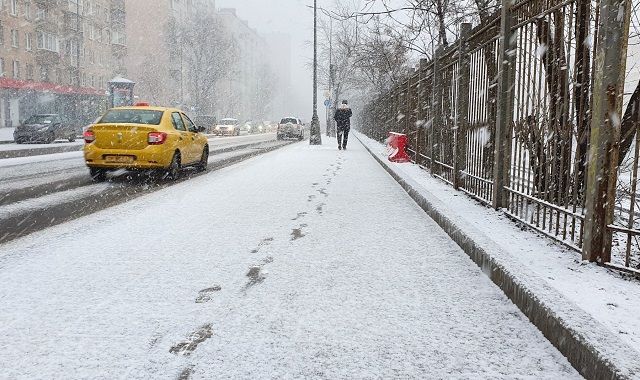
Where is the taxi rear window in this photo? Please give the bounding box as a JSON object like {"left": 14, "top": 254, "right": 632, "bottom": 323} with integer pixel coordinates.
{"left": 98, "top": 110, "right": 163, "bottom": 125}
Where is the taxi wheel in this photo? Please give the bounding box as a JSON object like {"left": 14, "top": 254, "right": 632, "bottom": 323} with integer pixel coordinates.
{"left": 166, "top": 152, "right": 181, "bottom": 180}
{"left": 46, "top": 132, "right": 55, "bottom": 144}
{"left": 196, "top": 147, "right": 209, "bottom": 172}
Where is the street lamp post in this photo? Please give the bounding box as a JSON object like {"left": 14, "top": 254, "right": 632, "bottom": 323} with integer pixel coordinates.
{"left": 309, "top": 0, "right": 322, "bottom": 145}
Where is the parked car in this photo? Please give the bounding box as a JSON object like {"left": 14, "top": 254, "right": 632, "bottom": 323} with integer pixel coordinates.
{"left": 194, "top": 115, "right": 217, "bottom": 134}
{"left": 14, "top": 114, "right": 78, "bottom": 144}
{"left": 277, "top": 117, "right": 306, "bottom": 141}
{"left": 83, "top": 103, "right": 209, "bottom": 181}
{"left": 213, "top": 118, "right": 240, "bottom": 136}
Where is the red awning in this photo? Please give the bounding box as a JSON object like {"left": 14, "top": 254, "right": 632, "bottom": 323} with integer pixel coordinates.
{"left": 0, "top": 77, "right": 105, "bottom": 95}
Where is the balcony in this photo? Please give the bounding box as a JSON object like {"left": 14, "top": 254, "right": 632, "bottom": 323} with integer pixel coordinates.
{"left": 33, "top": 18, "right": 59, "bottom": 34}
{"left": 110, "top": 0, "right": 125, "bottom": 11}
{"left": 35, "top": 49, "right": 61, "bottom": 65}
{"left": 111, "top": 43, "right": 127, "bottom": 57}
{"left": 33, "top": 0, "right": 58, "bottom": 8}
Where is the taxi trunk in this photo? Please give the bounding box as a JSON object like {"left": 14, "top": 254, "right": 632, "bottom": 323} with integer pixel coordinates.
{"left": 90, "top": 124, "right": 156, "bottom": 150}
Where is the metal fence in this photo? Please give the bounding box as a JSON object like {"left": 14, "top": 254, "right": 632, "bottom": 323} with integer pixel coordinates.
{"left": 359, "top": 0, "right": 639, "bottom": 274}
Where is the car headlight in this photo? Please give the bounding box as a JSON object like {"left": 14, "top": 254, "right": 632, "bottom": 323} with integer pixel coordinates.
{"left": 38, "top": 126, "right": 50, "bottom": 132}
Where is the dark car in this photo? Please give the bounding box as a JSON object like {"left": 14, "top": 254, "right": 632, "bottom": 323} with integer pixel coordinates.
{"left": 194, "top": 115, "right": 217, "bottom": 134}
{"left": 14, "top": 114, "right": 78, "bottom": 144}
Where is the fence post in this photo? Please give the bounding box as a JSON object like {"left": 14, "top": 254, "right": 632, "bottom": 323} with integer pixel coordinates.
{"left": 406, "top": 71, "right": 412, "bottom": 136}
{"left": 583, "top": 0, "right": 631, "bottom": 263}
{"left": 492, "top": 0, "right": 516, "bottom": 210}
{"left": 454, "top": 23, "right": 472, "bottom": 190}
{"left": 415, "top": 58, "right": 429, "bottom": 167}
{"left": 431, "top": 46, "right": 444, "bottom": 175}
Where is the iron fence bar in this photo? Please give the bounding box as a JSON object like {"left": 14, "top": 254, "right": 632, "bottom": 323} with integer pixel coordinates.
{"left": 506, "top": 186, "right": 586, "bottom": 220}
{"left": 493, "top": 0, "right": 517, "bottom": 209}
{"left": 601, "top": 262, "right": 640, "bottom": 277}
{"left": 624, "top": 121, "right": 640, "bottom": 267}
{"left": 504, "top": 210, "right": 582, "bottom": 252}
{"left": 609, "top": 224, "right": 640, "bottom": 236}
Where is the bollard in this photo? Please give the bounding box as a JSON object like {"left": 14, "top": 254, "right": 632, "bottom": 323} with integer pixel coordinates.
{"left": 386, "top": 132, "right": 411, "bottom": 163}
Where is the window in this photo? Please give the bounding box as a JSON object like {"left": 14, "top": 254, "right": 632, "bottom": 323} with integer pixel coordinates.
{"left": 10, "top": 0, "right": 18, "bottom": 16}
{"left": 111, "top": 30, "right": 125, "bottom": 46}
{"left": 25, "top": 32, "right": 32, "bottom": 50}
{"left": 11, "top": 29, "right": 18, "bottom": 48}
{"left": 40, "top": 65, "right": 49, "bottom": 82}
{"left": 171, "top": 112, "right": 186, "bottom": 131}
{"left": 13, "top": 60, "right": 20, "bottom": 79}
{"left": 183, "top": 113, "right": 197, "bottom": 132}
{"left": 36, "top": 8, "right": 46, "bottom": 21}
{"left": 0, "top": 22, "right": 4, "bottom": 45}
{"left": 0, "top": 59, "right": 4, "bottom": 77}
{"left": 36, "top": 30, "right": 59, "bottom": 52}
{"left": 24, "top": 2, "right": 31, "bottom": 20}
{"left": 68, "top": 0, "right": 82, "bottom": 13}
{"left": 26, "top": 63, "right": 33, "bottom": 80}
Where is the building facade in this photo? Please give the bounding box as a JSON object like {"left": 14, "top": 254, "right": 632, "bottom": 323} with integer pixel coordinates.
{"left": 216, "top": 8, "right": 271, "bottom": 123}
{"left": 0, "top": 0, "right": 127, "bottom": 129}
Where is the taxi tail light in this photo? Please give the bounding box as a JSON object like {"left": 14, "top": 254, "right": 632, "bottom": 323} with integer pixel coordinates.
{"left": 84, "top": 131, "right": 95, "bottom": 143}
{"left": 148, "top": 132, "right": 167, "bottom": 145}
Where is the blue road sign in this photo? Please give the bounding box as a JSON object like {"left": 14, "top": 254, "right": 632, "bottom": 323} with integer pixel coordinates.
{"left": 324, "top": 99, "right": 330, "bottom": 107}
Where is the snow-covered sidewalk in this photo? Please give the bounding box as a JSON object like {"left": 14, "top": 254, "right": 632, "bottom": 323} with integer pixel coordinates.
{"left": 355, "top": 131, "right": 640, "bottom": 379}
{"left": 0, "top": 137, "right": 580, "bottom": 379}
{"left": 0, "top": 127, "right": 14, "bottom": 143}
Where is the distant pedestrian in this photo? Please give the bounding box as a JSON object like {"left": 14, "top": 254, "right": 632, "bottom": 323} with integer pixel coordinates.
{"left": 334, "top": 100, "right": 352, "bottom": 150}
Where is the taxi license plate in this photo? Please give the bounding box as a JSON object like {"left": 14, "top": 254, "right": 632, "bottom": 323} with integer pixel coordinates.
{"left": 105, "top": 155, "right": 134, "bottom": 163}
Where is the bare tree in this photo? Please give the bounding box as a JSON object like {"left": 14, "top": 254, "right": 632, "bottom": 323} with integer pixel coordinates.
{"left": 181, "top": 13, "right": 238, "bottom": 115}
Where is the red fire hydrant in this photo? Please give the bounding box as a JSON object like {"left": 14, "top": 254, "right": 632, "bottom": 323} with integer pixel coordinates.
{"left": 386, "top": 132, "right": 411, "bottom": 163}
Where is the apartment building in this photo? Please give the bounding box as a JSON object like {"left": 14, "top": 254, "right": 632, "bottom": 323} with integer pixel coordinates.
{"left": 216, "top": 8, "right": 270, "bottom": 122}
{"left": 0, "top": 0, "right": 127, "bottom": 129}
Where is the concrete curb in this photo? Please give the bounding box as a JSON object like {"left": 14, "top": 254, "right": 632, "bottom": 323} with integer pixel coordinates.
{"left": 356, "top": 133, "right": 640, "bottom": 380}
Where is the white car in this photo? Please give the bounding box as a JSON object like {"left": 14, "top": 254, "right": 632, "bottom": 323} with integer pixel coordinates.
{"left": 277, "top": 117, "right": 306, "bottom": 141}
{"left": 214, "top": 118, "right": 240, "bottom": 136}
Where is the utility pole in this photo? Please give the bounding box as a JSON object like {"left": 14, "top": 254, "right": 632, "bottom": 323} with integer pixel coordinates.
{"left": 309, "top": 0, "right": 322, "bottom": 145}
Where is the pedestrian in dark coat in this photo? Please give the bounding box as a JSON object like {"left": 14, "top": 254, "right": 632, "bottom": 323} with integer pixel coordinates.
{"left": 334, "top": 100, "right": 352, "bottom": 150}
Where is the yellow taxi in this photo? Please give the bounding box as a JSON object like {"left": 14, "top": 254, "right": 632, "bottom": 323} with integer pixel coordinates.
{"left": 83, "top": 103, "right": 209, "bottom": 181}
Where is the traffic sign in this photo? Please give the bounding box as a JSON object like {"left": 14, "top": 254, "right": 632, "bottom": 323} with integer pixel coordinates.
{"left": 324, "top": 99, "right": 330, "bottom": 107}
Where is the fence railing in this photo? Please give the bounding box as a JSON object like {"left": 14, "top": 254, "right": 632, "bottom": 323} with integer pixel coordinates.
{"left": 359, "top": 0, "right": 639, "bottom": 274}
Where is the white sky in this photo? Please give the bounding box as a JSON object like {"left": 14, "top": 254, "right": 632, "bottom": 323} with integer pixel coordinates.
{"left": 216, "top": 0, "right": 316, "bottom": 119}
{"left": 0, "top": 130, "right": 639, "bottom": 377}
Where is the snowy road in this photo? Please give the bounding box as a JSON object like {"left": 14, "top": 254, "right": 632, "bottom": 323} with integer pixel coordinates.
{"left": 0, "top": 137, "right": 581, "bottom": 379}
{"left": 0, "top": 134, "right": 290, "bottom": 243}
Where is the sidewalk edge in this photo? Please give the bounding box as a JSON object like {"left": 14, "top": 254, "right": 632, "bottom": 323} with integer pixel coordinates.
{"left": 356, "top": 132, "right": 640, "bottom": 380}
